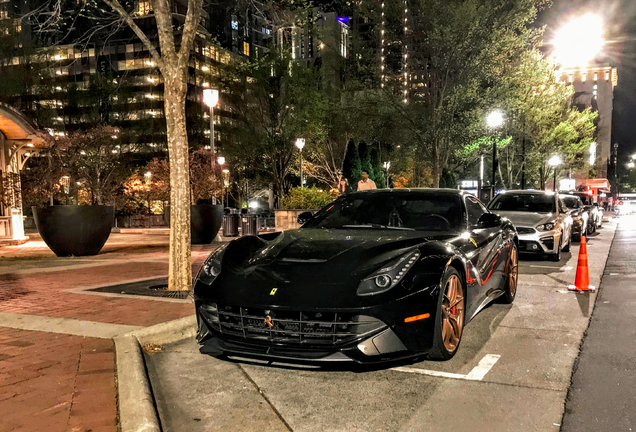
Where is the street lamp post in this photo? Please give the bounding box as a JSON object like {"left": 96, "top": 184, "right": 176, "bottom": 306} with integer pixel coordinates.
{"left": 203, "top": 89, "right": 219, "bottom": 203}
{"left": 217, "top": 156, "right": 226, "bottom": 207}
{"left": 486, "top": 110, "right": 504, "bottom": 200}
{"left": 295, "top": 138, "right": 305, "bottom": 187}
{"left": 383, "top": 161, "right": 391, "bottom": 188}
{"left": 548, "top": 155, "right": 562, "bottom": 192}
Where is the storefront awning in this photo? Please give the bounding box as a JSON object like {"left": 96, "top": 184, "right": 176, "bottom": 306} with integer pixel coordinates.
{"left": 582, "top": 179, "right": 611, "bottom": 192}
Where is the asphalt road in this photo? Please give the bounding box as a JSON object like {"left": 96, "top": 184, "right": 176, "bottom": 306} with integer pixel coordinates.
{"left": 561, "top": 215, "right": 636, "bottom": 431}
{"left": 144, "top": 220, "right": 617, "bottom": 432}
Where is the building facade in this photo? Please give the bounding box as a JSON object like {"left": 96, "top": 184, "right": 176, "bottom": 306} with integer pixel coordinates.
{"left": 560, "top": 65, "right": 618, "bottom": 179}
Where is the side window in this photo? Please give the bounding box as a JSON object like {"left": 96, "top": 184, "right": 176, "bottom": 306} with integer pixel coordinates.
{"left": 465, "top": 197, "right": 485, "bottom": 226}
{"left": 559, "top": 199, "right": 567, "bottom": 213}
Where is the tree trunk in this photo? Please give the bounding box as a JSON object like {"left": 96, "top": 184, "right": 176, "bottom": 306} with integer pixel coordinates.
{"left": 164, "top": 74, "right": 192, "bottom": 291}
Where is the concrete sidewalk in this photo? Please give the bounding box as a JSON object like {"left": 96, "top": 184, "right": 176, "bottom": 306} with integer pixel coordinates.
{"left": 561, "top": 215, "right": 636, "bottom": 431}
{"left": 0, "top": 234, "right": 220, "bottom": 432}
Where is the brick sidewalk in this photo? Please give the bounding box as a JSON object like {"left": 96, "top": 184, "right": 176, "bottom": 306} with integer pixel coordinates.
{"left": 0, "top": 234, "right": 220, "bottom": 432}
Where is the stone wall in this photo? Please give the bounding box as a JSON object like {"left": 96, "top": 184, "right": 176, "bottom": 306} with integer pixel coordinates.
{"left": 275, "top": 210, "right": 315, "bottom": 231}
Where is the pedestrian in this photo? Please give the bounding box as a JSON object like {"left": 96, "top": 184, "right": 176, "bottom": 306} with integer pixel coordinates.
{"left": 357, "top": 170, "right": 377, "bottom": 191}
{"left": 338, "top": 178, "right": 353, "bottom": 195}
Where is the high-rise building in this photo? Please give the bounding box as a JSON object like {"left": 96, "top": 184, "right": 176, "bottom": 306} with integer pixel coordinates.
{"left": 560, "top": 65, "right": 618, "bottom": 179}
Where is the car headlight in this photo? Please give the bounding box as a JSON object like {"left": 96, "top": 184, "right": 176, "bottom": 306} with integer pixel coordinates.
{"left": 536, "top": 223, "right": 555, "bottom": 231}
{"left": 197, "top": 245, "right": 228, "bottom": 285}
{"left": 357, "top": 249, "right": 421, "bottom": 296}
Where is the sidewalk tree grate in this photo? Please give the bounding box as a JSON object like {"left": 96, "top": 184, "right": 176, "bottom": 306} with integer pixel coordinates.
{"left": 87, "top": 277, "right": 192, "bottom": 300}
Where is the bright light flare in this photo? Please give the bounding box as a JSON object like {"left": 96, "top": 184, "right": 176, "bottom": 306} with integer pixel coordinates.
{"left": 486, "top": 110, "right": 504, "bottom": 128}
{"left": 548, "top": 155, "right": 562, "bottom": 167}
{"left": 203, "top": 89, "right": 219, "bottom": 108}
{"left": 553, "top": 14, "right": 604, "bottom": 67}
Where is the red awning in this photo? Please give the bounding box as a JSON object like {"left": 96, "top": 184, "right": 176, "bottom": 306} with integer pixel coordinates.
{"left": 582, "top": 179, "right": 611, "bottom": 192}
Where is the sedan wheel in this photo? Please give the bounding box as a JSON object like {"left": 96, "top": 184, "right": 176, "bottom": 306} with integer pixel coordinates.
{"left": 429, "top": 268, "right": 465, "bottom": 360}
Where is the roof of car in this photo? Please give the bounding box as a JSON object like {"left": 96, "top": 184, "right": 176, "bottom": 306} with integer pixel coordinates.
{"left": 495, "top": 190, "right": 555, "bottom": 195}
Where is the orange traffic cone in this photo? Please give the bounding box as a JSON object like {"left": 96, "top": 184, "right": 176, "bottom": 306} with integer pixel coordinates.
{"left": 568, "top": 236, "right": 595, "bottom": 292}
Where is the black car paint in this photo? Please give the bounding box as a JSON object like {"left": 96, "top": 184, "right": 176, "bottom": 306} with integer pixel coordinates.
{"left": 194, "top": 189, "right": 517, "bottom": 363}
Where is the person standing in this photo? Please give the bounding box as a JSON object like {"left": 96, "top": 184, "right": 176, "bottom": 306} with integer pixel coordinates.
{"left": 357, "top": 170, "right": 377, "bottom": 191}
{"left": 338, "top": 178, "right": 353, "bottom": 195}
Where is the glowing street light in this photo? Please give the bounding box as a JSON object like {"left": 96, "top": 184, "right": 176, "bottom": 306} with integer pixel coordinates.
{"left": 295, "top": 138, "right": 305, "bottom": 187}
{"left": 486, "top": 110, "right": 504, "bottom": 129}
{"left": 628, "top": 161, "right": 635, "bottom": 169}
{"left": 217, "top": 156, "right": 225, "bottom": 165}
{"left": 552, "top": 14, "right": 604, "bottom": 67}
{"left": 549, "top": 155, "right": 562, "bottom": 192}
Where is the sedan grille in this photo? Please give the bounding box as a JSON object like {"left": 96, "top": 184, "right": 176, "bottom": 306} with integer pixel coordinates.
{"left": 517, "top": 227, "right": 536, "bottom": 235}
{"left": 203, "top": 304, "right": 385, "bottom": 346}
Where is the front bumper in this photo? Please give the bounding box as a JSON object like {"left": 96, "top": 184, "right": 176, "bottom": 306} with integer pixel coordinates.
{"left": 517, "top": 227, "right": 561, "bottom": 254}
{"left": 195, "top": 288, "right": 440, "bottom": 364}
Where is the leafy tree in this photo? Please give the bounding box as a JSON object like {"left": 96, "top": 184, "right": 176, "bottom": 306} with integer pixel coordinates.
{"left": 218, "top": 48, "right": 325, "bottom": 204}
{"left": 371, "top": 148, "right": 386, "bottom": 188}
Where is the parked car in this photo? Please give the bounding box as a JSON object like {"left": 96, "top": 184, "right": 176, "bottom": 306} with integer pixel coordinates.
{"left": 487, "top": 190, "right": 572, "bottom": 261}
{"left": 195, "top": 189, "right": 519, "bottom": 363}
{"left": 560, "top": 194, "right": 592, "bottom": 241}
{"left": 561, "top": 191, "right": 601, "bottom": 230}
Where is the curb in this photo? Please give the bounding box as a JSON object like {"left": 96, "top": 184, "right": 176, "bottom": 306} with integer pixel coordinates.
{"left": 114, "top": 315, "right": 197, "bottom": 432}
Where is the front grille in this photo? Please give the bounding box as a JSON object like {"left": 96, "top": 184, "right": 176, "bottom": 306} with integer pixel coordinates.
{"left": 517, "top": 227, "right": 536, "bottom": 235}
{"left": 203, "top": 304, "right": 385, "bottom": 346}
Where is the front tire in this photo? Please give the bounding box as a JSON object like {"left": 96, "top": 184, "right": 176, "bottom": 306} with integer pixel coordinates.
{"left": 499, "top": 243, "right": 518, "bottom": 304}
{"left": 428, "top": 267, "right": 465, "bottom": 361}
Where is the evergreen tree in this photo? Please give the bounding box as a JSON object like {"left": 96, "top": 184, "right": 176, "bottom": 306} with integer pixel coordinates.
{"left": 342, "top": 140, "right": 361, "bottom": 184}
{"left": 358, "top": 141, "right": 375, "bottom": 181}
{"left": 371, "top": 148, "right": 386, "bottom": 188}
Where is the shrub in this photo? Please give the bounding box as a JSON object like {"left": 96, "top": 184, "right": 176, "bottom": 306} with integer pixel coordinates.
{"left": 280, "top": 187, "right": 334, "bottom": 210}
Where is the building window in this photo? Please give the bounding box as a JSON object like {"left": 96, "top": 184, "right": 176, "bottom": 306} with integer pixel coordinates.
{"left": 568, "top": 74, "right": 573, "bottom": 83}
{"left": 243, "top": 41, "right": 249, "bottom": 56}
{"left": 594, "top": 72, "right": 598, "bottom": 81}
{"left": 582, "top": 73, "right": 586, "bottom": 82}
{"left": 605, "top": 71, "right": 610, "bottom": 80}
{"left": 136, "top": 1, "right": 151, "bottom": 16}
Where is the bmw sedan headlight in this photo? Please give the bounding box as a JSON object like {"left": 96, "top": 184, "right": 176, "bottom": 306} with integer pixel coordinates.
{"left": 536, "top": 223, "right": 555, "bottom": 231}
{"left": 197, "top": 245, "right": 228, "bottom": 285}
{"left": 357, "top": 249, "right": 421, "bottom": 296}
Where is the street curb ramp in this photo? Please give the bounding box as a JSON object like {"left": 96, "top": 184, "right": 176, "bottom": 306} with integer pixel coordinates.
{"left": 114, "top": 315, "right": 197, "bottom": 432}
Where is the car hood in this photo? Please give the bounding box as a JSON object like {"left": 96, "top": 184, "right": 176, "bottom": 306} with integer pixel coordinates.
{"left": 492, "top": 211, "right": 554, "bottom": 228}
{"left": 198, "top": 228, "right": 458, "bottom": 309}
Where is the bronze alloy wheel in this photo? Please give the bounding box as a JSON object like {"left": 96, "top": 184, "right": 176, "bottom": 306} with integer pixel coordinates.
{"left": 441, "top": 274, "right": 465, "bottom": 353}
{"left": 508, "top": 247, "right": 518, "bottom": 296}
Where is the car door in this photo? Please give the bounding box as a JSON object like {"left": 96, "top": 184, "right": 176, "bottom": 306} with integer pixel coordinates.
{"left": 463, "top": 196, "right": 505, "bottom": 300}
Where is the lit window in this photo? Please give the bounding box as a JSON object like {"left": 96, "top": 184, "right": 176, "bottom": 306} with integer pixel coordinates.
{"left": 594, "top": 72, "right": 598, "bottom": 81}
{"left": 243, "top": 41, "right": 249, "bottom": 56}
{"left": 582, "top": 73, "right": 586, "bottom": 82}
{"left": 568, "top": 74, "right": 573, "bottom": 83}
{"left": 137, "top": 1, "right": 151, "bottom": 16}
{"left": 605, "top": 71, "right": 610, "bottom": 80}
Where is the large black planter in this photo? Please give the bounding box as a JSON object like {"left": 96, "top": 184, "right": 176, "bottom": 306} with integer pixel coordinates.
{"left": 164, "top": 204, "right": 223, "bottom": 244}
{"left": 33, "top": 206, "right": 114, "bottom": 257}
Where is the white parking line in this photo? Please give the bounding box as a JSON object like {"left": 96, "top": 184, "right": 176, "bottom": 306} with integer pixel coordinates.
{"left": 391, "top": 354, "right": 500, "bottom": 381}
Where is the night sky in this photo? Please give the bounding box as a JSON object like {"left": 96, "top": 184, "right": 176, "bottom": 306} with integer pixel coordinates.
{"left": 540, "top": 0, "right": 636, "bottom": 159}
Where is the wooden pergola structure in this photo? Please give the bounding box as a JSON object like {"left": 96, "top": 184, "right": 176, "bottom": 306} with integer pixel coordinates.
{"left": 0, "top": 103, "right": 46, "bottom": 244}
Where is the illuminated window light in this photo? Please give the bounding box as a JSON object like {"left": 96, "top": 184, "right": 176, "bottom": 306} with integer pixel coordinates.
{"left": 582, "top": 73, "right": 586, "bottom": 82}
{"left": 594, "top": 73, "right": 598, "bottom": 81}
{"left": 568, "top": 74, "right": 573, "bottom": 83}
{"left": 605, "top": 71, "right": 610, "bottom": 80}
{"left": 202, "top": 66, "right": 209, "bottom": 71}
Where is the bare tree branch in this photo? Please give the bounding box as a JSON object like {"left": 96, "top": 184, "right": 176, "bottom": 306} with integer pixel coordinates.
{"left": 101, "top": 0, "right": 166, "bottom": 70}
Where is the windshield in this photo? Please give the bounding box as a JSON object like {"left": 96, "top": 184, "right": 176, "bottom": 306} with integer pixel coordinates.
{"left": 488, "top": 193, "right": 555, "bottom": 213}
{"left": 303, "top": 192, "right": 464, "bottom": 232}
{"left": 561, "top": 196, "right": 580, "bottom": 209}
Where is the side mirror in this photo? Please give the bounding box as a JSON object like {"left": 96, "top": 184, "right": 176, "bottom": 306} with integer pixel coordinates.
{"left": 477, "top": 213, "right": 501, "bottom": 228}
{"left": 297, "top": 211, "right": 313, "bottom": 225}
